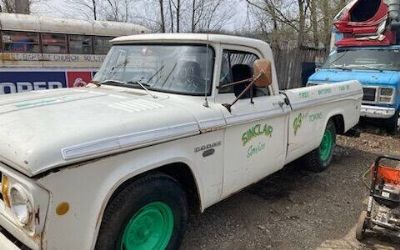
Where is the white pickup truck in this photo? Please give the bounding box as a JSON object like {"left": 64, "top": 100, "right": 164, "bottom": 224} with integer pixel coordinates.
{"left": 0, "top": 34, "right": 362, "bottom": 250}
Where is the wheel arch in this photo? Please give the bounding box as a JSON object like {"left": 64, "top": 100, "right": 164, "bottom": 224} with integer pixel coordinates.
{"left": 91, "top": 161, "right": 203, "bottom": 248}
{"left": 330, "top": 113, "right": 345, "bottom": 135}
{"left": 108, "top": 162, "right": 202, "bottom": 214}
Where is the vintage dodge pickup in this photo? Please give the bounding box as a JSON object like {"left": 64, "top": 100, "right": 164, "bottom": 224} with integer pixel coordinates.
{"left": 0, "top": 34, "right": 362, "bottom": 250}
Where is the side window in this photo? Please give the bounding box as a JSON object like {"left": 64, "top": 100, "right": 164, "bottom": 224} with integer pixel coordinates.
{"left": 219, "top": 51, "right": 233, "bottom": 93}
{"left": 41, "top": 33, "right": 67, "bottom": 54}
{"left": 219, "top": 50, "right": 269, "bottom": 97}
{"left": 94, "top": 36, "right": 114, "bottom": 55}
{"left": 69, "top": 35, "right": 93, "bottom": 54}
{"left": 2, "top": 31, "right": 40, "bottom": 53}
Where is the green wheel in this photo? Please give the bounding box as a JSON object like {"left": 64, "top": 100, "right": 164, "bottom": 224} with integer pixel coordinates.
{"left": 304, "top": 120, "right": 336, "bottom": 172}
{"left": 119, "top": 202, "right": 174, "bottom": 250}
{"left": 95, "top": 174, "right": 188, "bottom": 250}
{"left": 319, "top": 129, "right": 334, "bottom": 162}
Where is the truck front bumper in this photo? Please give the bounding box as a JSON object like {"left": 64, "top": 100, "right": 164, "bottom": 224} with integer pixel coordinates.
{"left": 361, "top": 105, "right": 396, "bottom": 119}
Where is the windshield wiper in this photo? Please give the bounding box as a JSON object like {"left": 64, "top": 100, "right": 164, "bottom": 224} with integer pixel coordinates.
{"left": 99, "top": 79, "right": 128, "bottom": 86}
{"left": 327, "top": 65, "right": 352, "bottom": 71}
{"left": 100, "top": 79, "right": 157, "bottom": 99}
{"left": 354, "top": 65, "right": 384, "bottom": 72}
{"left": 127, "top": 80, "right": 158, "bottom": 99}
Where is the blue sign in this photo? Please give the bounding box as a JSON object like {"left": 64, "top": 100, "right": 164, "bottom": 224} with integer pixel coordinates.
{"left": 0, "top": 72, "right": 67, "bottom": 94}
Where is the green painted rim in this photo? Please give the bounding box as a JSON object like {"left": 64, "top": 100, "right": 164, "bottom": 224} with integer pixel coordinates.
{"left": 119, "top": 202, "right": 174, "bottom": 250}
{"left": 319, "top": 129, "right": 334, "bottom": 162}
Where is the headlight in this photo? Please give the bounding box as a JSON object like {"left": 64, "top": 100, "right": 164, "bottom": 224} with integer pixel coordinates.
{"left": 380, "top": 87, "right": 394, "bottom": 96}
{"left": 9, "top": 184, "right": 33, "bottom": 226}
{"left": 378, "top": 87, "right": 395, "bottom": 103}
{"left": 0, "top": 168, "right": 49, "bottom": 236}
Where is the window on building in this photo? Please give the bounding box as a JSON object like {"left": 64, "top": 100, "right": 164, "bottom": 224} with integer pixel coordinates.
{"left": 69, "top": 35, "right": 93, "bottom": 54}
{"left": 2, "top": 31, "right": 40, "bottom": 53}
{"left": 94, "top": 36, "right": 113, "bottom": 54}
{"left": 41, "top": 33, "right": 67, "bottom": 54}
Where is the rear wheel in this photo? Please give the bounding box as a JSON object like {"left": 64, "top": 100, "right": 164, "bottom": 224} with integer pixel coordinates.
{"left": 304, "top": 120, "right": 336, "bottom": 172}
{"left": 95, "top": 173, "right": 188, "bottom": 250}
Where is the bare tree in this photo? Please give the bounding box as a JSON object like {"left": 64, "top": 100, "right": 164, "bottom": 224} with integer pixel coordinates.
{"left": 190, "top": 0, "right": 233, "bottom": 32}
{"left": 176, "top": 0, "right": 180, "bottom": 32}
{"left": 91, "top": 0, "right": 97, "bottom": 20}
{"left": 33, "top": 0, "right": 233, "bottom": 33}
{"left": 65, "top": 0, "right": 98, "bottom": 20}
{"left": 168, "top": 0, "right": 174, "bottom": 31}
{"left": 247, "top": 0, "right": 350, "bottom": 48}
{"left": 1, "top": 0, "right": 32, "bottom": 13}
{"left": 191, "top": 0, "right": 196, "bottom": 32}
{"left": 297, "top": 0, "right": 307, "bottom": 48}
{"left": 310, "top": 0, "right": 318, "bottom": 47}
{"left": 159, "top": 0, "right": 166, "bottom": 32}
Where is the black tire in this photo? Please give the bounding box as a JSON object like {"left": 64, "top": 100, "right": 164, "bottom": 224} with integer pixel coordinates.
{"left": 95, "top": 173, "right": 188, "bottom": 250}
{"left": 356, "top": 211, "right": 368, "bottom": 241}
{"left": 385, "top": 110, "right": 399, "bottom": 134}
{"left": 303, "top": 119, "right": 336, "bottom": 172}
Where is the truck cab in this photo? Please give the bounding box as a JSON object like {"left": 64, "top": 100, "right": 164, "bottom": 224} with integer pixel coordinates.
{"left": 308, "top": 46, "right": 400, "bottom": 132}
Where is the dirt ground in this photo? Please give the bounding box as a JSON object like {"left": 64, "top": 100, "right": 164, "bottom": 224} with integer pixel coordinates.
{"left": 181, "top": 125, "right": 400, "bottom": 250}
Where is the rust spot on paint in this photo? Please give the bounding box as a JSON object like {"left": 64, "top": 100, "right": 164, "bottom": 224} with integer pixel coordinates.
{"left": 56, "top": 202, "right": 70, "bottom": 216}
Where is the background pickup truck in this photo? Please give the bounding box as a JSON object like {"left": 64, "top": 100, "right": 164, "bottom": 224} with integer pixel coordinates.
{"left": 308, "top": 46, "right": 400, "bottom": 133}
{"left": 0, "top": 34, "right": 362, "bottom": 250}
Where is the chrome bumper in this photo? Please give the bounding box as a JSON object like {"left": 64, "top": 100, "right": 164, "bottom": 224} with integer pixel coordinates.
{"left": 361, "top": 105, "right": 396, "bottom": 119}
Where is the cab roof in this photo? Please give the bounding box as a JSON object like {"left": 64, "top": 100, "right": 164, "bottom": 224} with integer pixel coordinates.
{"left": 111, "top": 33, "right": 271, "bottom": 52}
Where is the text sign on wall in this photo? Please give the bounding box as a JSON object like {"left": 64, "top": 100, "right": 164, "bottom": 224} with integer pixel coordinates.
{"left": 0, "top": 71, "right": 94, "bottom": 94}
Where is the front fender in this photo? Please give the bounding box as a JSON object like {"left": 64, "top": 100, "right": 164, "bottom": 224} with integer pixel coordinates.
{"left": 36, "top": 131, "right": 224, "bottom": 250}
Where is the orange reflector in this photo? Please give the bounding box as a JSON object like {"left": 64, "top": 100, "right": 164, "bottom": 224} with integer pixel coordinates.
{"left": 56, "top": 202, "right": 70, "bottom": 216}
{"left": 1, "top": 175, "right": 10, "bottom": 207}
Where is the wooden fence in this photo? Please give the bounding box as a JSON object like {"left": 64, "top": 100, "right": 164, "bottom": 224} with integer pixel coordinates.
{"left": 272, "top": 48, "right": 328, "bottom": 89}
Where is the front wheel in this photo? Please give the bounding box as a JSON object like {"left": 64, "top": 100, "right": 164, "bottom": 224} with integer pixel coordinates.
{"left": 95, "top": 173, "right": 188, "bottom": 250}
{"left": 303, "top": 120, "right": 336, "bottom": 172}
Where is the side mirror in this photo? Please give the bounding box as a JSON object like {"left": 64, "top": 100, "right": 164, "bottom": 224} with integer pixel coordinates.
{"left": 253, "top": 59, "right": 272, "bottom": 88}
{"left": 221, "top": 58, "right": 273, "bottom": 113}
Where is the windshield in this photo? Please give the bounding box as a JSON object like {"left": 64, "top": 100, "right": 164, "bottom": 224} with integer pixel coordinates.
{"left": 323, "top": 49, "right": 400, "bottom": 71}
{"left": 93, "top": 44, "right": 214, "bottom": 96}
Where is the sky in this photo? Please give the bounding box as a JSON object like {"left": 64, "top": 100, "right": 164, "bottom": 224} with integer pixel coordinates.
{"left": 30, "top": 0, "right": 250, "bottom": 32}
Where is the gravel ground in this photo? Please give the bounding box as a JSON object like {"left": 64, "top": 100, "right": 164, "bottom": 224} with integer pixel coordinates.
{"left": 181, "top": 127, "right": 400, "bottom": 250}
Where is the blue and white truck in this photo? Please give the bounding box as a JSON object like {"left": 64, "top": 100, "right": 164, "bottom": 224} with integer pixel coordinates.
{"left": 308, "top": 46, "right": 400, "bottom": 132}
{"left": 308, "top": 0, "right": 400, "bottom": 133}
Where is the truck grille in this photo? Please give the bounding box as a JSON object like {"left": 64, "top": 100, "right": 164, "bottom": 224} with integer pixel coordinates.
{"left": 363, "top": 87, "right": 377, "bottom": 102}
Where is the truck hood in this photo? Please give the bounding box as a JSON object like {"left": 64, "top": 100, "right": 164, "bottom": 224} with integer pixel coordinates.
{"left": 308, "top": 69, "right": 400, "bottom": 87}
{"left": 0, "top": 88, "right": 211, "bottom": 177}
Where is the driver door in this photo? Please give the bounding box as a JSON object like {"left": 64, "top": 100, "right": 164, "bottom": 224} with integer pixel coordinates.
{"left": 217, "top": 47, "right": 289, "bottom": 198}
